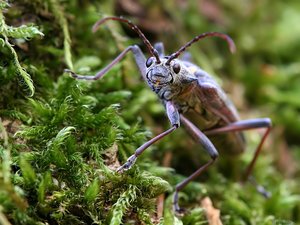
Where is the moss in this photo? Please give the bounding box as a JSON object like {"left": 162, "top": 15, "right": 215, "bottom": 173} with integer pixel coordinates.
{"left": 1, "top": 0, "right": 300, "bottom": 224}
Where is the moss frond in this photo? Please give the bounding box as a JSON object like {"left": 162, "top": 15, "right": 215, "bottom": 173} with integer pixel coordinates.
{"left": 109, "top": 184, "right": 137, "bottom": 225}
{"left": 3, "top": 38, "right": 35, "bottom": 97}
{"left": 137, "top": 172, "right": 172, "bottom": 198}
{"left": 49, "top": 126, "right": 76, "bottom": 149}
{"left": 6, "top": 25, "right": 44, "bottom": 40}
{"left": 0, "top": 4, "right": 43, "bottom": 96}
{"left": 84, "top": 178, "right": 100, "bottom": 203}
{"left": 48, "top": 0, "right": 73, "bottom": 70}
{"left": 19, "top": 155, "right": 36, "bottom": 186}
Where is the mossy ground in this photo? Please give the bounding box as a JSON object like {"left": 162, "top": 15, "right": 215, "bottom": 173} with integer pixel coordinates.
{"left": 1, "top": 1, "right": 300, "bottom": 224}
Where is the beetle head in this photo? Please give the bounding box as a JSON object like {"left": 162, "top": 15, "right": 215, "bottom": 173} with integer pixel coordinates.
{"left": 145, "top": 57, "right": 196, "bottom": 91}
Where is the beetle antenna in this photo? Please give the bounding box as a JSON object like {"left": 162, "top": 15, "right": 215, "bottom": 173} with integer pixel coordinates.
{"left": 93, "top": 16, "right": 161, "bottom": 63}
{"left": 166, "top": 32, "right": 236, "bottom": 65}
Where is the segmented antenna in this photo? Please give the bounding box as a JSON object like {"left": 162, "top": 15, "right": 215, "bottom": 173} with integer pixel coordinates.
{"left": 166, "top": 32, "right": 236, "bottom": 65}
{"left": 93, "top": 16, "right": 161, "bottom": 63}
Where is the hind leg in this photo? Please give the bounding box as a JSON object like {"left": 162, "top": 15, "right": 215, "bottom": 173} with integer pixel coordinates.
{"left": 204, "top": 118, "right": 272, "bottom": 197}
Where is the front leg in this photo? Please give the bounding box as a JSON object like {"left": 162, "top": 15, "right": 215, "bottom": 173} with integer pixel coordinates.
{"left": 65, "top": 45, "right": 147, "bottom": 81}
{"left": 117, "top": 101, "right": 180, "bottom": 172}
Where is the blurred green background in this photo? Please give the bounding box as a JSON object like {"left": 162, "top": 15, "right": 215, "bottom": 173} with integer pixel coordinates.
{"left": 1, "top": 0, "right": 300, "bottom": 224}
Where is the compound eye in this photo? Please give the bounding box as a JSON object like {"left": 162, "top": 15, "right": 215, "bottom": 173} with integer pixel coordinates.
{"left": 146, "top": 57, "right": 154, "bottom": 67}
{"left": 172, "top": 63, "right": 181, "bottom": 74}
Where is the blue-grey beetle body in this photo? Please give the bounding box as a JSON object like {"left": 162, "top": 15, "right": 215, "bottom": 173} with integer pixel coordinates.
{"left": 66, "top": 16, "right": 272, "bottom": 212}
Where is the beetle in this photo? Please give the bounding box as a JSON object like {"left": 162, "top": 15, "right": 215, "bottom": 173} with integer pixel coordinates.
{"left": 65, "top": 16, "right": 272, "bottom": 212}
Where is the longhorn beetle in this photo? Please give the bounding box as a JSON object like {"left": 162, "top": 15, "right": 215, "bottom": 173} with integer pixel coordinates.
{"left": 65, "top": 16, "right": 272, "bottom": 212}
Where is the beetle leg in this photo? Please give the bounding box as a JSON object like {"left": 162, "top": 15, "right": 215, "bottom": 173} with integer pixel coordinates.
{"left": 204, "top": 118, "right": 272, "bottom": 197}
{"left": 116, "top": 125, "right": 177, "bottom": 172}
{"left": 154, "top": 42, "right": 165, "bottom": 57}
{"left": 117, "top": 101, "right": 180, "bottom": 172}
{"left": 65, "top": 45, "right": 147, "bottom": 81}
{"left": 173, "top": 115, "right": 219, "bottom": 212}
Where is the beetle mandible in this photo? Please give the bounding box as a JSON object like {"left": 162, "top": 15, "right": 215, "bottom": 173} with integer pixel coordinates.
{"left": 65, "top": 16, "right": 272, "bottom": 212}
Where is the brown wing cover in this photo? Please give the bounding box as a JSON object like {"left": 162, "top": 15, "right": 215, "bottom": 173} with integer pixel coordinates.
{"left": 182, "top": 62, "right": 246, "bottom": 154}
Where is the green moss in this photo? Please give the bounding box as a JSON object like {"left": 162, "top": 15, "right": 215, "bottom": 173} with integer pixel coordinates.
{"left": 0, "top": 3, "right": 43, "bottom": 97}
{"left": 0, "top": 0, "right": 300, "bottom": 224}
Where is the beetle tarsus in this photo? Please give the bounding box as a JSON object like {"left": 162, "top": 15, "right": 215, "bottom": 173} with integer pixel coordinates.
{"left": 248, "top": 176, "right": 272, "bottom": 198}
{"left": 173, "top": 192, "right": 184, "bottom": 213}
{"left": 64, "top": 69, "right": 79, "bottom": 78}
{"left": 116, "top": 155, "right": 137, "bottom": 173}
{"left": 257, "top": 185, "right": 272, "bottom": 199}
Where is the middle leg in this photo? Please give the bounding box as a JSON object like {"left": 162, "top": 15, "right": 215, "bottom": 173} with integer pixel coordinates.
{"left": 173, "top": 115, "right": 219, "bottom": 211}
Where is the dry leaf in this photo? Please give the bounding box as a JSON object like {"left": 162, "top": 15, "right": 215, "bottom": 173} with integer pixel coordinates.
{"left": 201, "top": 197, "right": 223, "bottom": 225}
